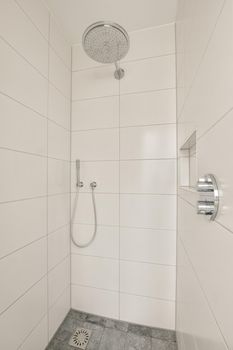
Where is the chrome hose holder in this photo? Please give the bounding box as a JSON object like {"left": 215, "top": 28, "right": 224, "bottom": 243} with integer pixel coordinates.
{"left": 196, "top": 174, "right": 219, "bottom": 221}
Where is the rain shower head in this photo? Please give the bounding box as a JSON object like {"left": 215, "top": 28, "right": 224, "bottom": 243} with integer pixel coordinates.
{"left": 82, "top": 21, "right": 130, "bottom": 79}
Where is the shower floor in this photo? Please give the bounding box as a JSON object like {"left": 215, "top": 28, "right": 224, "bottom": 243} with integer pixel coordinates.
{"left": 46, "top": 309, "right": 177, "bottom": 350}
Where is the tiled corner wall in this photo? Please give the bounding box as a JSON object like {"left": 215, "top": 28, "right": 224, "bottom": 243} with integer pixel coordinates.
{"left": 176, "top": 0, "right": 233, "bottom": 349}
{"left": 71, "top": 23, "right": 177, "bottom": 330}
{"left": 0, "top": 0, "right": 71, "bottom": 348}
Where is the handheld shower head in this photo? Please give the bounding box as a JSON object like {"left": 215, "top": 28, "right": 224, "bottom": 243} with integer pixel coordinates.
{"left": 76, "top": 159, "right": 83, "bottom": 188}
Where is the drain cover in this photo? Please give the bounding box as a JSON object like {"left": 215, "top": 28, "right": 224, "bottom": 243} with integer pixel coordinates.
{"left": 69, "top": 327, "right": 92, "bottom": 349}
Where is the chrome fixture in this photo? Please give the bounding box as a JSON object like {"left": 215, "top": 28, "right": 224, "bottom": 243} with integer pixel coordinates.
{"left": 82, "top": 21, "right": 130, "bottom": 79}
{"left": 71, "top": 160, "right": 98, "bottom": 248}
{"left": 196, "top": 174, "right": 219, "bottom": 220}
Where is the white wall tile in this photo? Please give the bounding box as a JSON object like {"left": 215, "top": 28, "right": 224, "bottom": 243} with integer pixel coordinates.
{"left": 120, "top": 160, "right": 176, "bottom": 194}
{"left": 120, "top": 89, "right": 176, "bottom": 127}
{"left": 15, "top": 0, "right": 49, "bottom": 40}
{"left": 124, "top": 24, "right": 175, "bottom": 62}
{"left": 0, "top": 278, "right": 47, "bottom": 350}
{"left": 72, "top": 285, "right": 119, "bottom": 319}
{"left": 0, "top": 37, "right": 48, "bottom": 115}
{"left": 71, "top": 224, "right": 119, "bottom": 259}
{"left": 71, "top": 161, "right": 119, "bottom": 193}
{"left": 120, "top": 227, "right": 176, "bottom": 265}
{"left": 120, "top": 124, "right": 176, "bottom": 160}
{"left": 48, "top": 225, "right": 70, "bottom": 270}
{"left": 72, "top": 96, "right": 119, "bottom": 131}
{"left": 48, "top": 193, "right": 70, "bottom": 234}
{"left": 120, "top": 293, "right": 175, "bottom": 330}
{"left": 72, "top": 255, "right": 118, "bottom": 291}
{"left": 120, "top": 194, "right": 176, "bottom": 230}
{"left": 48, "top": 121, "right": 70, "bottom": 161}
{"left": 71, "top": 193, "right": 119, "bottom": 226}
{"left": 49, "top": 48, "right": 71, "bottom": 98}
{"left": 120, "top": 261, "right": 176, "bottom": 300}
{"left": 0, "top": 149, "right": 46, "bottom": 203}
{"left": 48, "top": 84, "right": 70, "bottom": 130}
{"left": 0, "top": 238, "right": 47, "bottom": 314}
{"left": 48, "top": 257, "right": 70, "bottom": 308}
{"left": 0, "top": 93, "right": 47, "bottom": 155}
{"left": 121, "top": 55, "right": 176, "bottom": 94}
{"left": 18, "top": 316, "right": 48, "bottom": 350}
{"left": 72, "top": 129, "right": 119, "bottom": 161}
{"left": 0, "top": 197, "right": 46, "bottom": 259}
{"left": 48, "top": 158, "right": 70, "bottom": 195}
{"left": 50, "top": 16, "right": 71, "bottom": 68}
{"left": 0, "top": 0, "right": 48, "bottom": 77}
{"left": 72, "top": 65, "right": 118, "bottom": 100}
{"left": 49, "top": 286, "right": 70, "bottom": 340}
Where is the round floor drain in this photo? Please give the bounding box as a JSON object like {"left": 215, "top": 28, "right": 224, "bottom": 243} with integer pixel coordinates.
{"left": 69, "top": 327, "right": 92, "bottom": 349}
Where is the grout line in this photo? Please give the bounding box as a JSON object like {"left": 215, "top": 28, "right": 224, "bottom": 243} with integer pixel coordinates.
{"left": 71, "top": 222, "right": 176, "bottom": 232}
{"left": 71, "top": 252, "right": 176, "bottom": 267}
{"left": 118, "top": 71, "right": 121, "bottom": 320}
{"left": 71, "top": 158, "right": 177, "bottom": 162}
{"left": 71, "top": 122, "right": 176, "bottom": 132}
{"left": 71, "top": 191, "right": 176, "bottom": 196}
{"left": 71, "top": 283, "right": 175, "bottom": 303}
{"left": 48, "top": 285, "right": 70, "bottom": 311}
{"left": 72, "top": 53, "right": 176, "bottom": 73}
{"left": 72, "top": 87, "right": 176, "bottom": 102}
{"left": 69, "top": 45, "right": 73, "bottom": 311}
{"left": 48, "top": 253, "right": 70, "bottom": 274}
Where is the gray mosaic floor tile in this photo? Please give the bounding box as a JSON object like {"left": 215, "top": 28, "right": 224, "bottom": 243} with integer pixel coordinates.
{"left": 85, "top": 313, "right": 106, "bottom": 327}
{"left": 151, "top": 328, "right": 176, "bottom": 342}
{"left": 105, "top": 318, "right": 128, "bottom": 332}
{"left": 124, "top": 332, "right": 152, "bottom": 350}
{"left": 69, "top": 309, "right": 88, "bottom": 321}
{"left": 128, "top": 324, "right": 152, "bottom": 338}
{"left": 60, "top": 315, "right": 84, "bottom": 333}
{"left": 99, "top": 328, "right": 127, "bottom": 350}
{"left": 151, "top": 339, "right": 177, "bottom": 350}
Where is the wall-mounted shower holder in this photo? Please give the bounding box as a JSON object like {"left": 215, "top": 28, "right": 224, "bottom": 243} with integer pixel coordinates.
{"left": 196, "top": 174, "right": 219, "bottom": 221}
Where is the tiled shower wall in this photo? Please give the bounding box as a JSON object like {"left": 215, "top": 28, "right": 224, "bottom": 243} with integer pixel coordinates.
{"left": 176, "top": 0, "right": 233, "bottom": 349}
{"left": 0, "top": 1, "right": 71, "bottom": 348}
{"left": 71, "top": 23, "right": 176, "bottom": 330}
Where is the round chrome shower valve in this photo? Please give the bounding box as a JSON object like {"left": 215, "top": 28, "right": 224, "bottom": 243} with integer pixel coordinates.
{"left": 196, "top": 174, "right": 219, "bottom": 221}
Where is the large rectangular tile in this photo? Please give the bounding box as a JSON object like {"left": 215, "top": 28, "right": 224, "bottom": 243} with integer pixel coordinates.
{"left": 72, "top": 255, "right": 119, "bottom": 291}
{"left": 71, "top": 224, "right": 119, "bottom": 259}
{"left": 0, "top": 197, "right": 46, "bottom": 259}
{"left": 120, "top": 261, "right": 176, "bottom": 300}
{"left": 0, "top": 277, "right": 47, "bottom": 349}
{"left": 120, "top": 89, "right": 176, "bottom": 127}
{"left": 49, "top": 286, "right": 70, "bottom": 340}
{"left": 48, "top": 158, "right": 70, "bottom": 195}
{"left": 121, "top": 55, "right": 176, "bottom": 94}
{"left": 18, "top": 315, "right": 48, "bottom": 350}
{"left": 48, "top": 121, "right": 70, "bottom": 161}
{"left": 124, "top": 24, "right": 175, "bottom": 62}
{"left": 0, "top": 0, "right": 48, "bottom": 77}
{"left": 72, "top": 285, "right": 119, "bottom": 319}
{"left": 0, "top": 149, "right": 46, "bottom": 202}
{"left": 120, "top": 194, "right": 176, "bottom": 230}
{"left": 72, "top": 129, "right": 119, "bottom": 161}
{"left": 15, "top": 0, "right": 49, "bottom": 39}
{"left": 120, "top": 293, "right": 175, "bottom": 330}
{"left": 49, "top": 48, "right": 71, "bottom": 98}
{"left": 0, "top": 238, "right": 46, "bottom": 314}
{"left": 50, "top": 16, "right": 71, "bottom": 69}
{"left": 0, "top": 37, "right": 47, "bottom": 115}
{"left": 71, "top": 193, "right": 119, "bottom": 226}
{"left": 48, "top": 257, "right": 70, "bottom": 308}
{"left": 71, "top": 161, "right": 119, "bottom": 193}
{"left": 120, "top": 160, "right": 176, "bottom": 194}
{"left": 176, "top": 240, "right": 228, "bottom": 350}
{"left": 48, "top": 84, "right": 70, "bottom": 130}
{"left": 120, "top": 227, "right": 176, "bottom": 265}
{"left": 48, "top": 225, "right": 70, "bottom": 270}
{"left": 0, "top": 93, "right": 47, "bottom": 155}
{"left": 72, "top": 65, "right": 118, "bottom": 100}
{"left": 48, "top": 193, "right": 70, "bottom": 233}
{"left": 120, "top": 125, "right": 176, "bottom": 160}
{"left": 72, "top": 96, "right": 119, "bottom": 130}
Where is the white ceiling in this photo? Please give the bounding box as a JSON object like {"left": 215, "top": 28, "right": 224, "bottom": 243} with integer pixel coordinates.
{"left": 45, "top": 0, "right": 177, "bottom": 44}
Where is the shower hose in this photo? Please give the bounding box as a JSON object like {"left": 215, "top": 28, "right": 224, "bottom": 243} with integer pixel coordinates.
{"left": 71, "top": 182, "right": 97, "bottom": 248}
